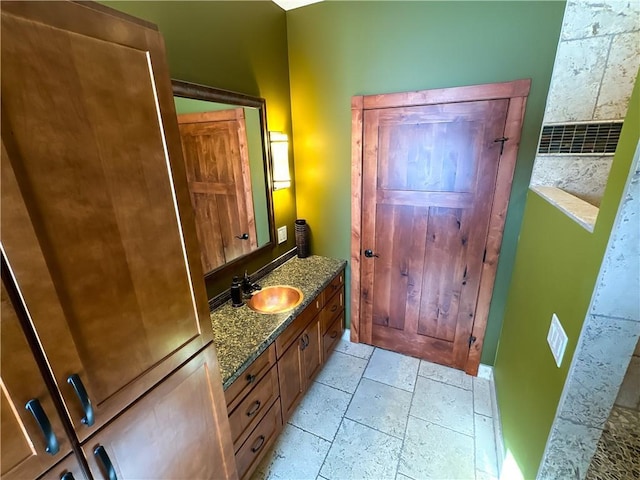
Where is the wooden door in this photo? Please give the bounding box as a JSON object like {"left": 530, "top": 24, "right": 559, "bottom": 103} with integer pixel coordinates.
{"left": 83, "top": 343, "right": 237, "bottom": 480}
{"left": 178, "top": 109, "right": 258, "bottom": 272}
{"left": 351, "top": 81, "right": 530, "bottom": 374}
{"left": 1, "top": 1, "right": 212, "bottom": 440}
{"left": 1, "top": 278, "right": 73, "bottom": 480}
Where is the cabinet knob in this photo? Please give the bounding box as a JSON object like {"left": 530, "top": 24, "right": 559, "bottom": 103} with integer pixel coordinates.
{"left": 246, "top": 373, "right": 257, "bottom": 384}
{"left": 94, "top": 445, "right": 117, "bottom": 480}
{"left": 25, "top": 398, "right": 59, "bottom": 455}
{"left": 67, "top": 374, "right": 94, "bottom": 427}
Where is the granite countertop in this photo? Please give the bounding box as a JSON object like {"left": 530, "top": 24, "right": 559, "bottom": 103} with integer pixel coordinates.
{"left": 210, "top": 255, "right": 347, "bottom": 390}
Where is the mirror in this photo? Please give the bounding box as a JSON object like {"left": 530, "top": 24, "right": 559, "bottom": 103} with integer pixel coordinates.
{"left": 172, "top": 79, "right": 275, "bottom": 277}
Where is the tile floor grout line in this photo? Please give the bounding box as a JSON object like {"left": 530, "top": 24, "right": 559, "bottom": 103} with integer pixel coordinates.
{"left": 394, "top": 349, "right": 421, "bottom": 480}
{"left": 315, "top": 344, "right": 375, "bottom": 479}
{"left": 406, "top": 413, "right": 476, "bottom": 439}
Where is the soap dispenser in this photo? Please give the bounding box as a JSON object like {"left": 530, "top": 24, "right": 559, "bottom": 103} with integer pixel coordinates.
{"left": 231, "top": 276, "right": 244, "bottom": 307}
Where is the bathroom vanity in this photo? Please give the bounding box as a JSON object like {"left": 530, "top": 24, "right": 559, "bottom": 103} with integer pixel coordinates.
{"left": 210, "top": 256, "right": 346, "bottom": 479}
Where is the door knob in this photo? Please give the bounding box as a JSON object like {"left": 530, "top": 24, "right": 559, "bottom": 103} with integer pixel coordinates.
{"left": 235, "top": 233, "right": 249, "bottom": 240}
{"left": 364, "top": 249, "right": 379, "bottom": 258}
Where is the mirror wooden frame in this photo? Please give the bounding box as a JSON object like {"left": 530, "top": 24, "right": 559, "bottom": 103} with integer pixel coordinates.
{"left": 172, "top": 79, "right": 276, "bottom": 280}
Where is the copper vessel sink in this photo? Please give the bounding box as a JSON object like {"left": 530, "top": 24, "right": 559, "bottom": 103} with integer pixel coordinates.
{"left": 247, "top": 285, "right": 304, "bottom": 314}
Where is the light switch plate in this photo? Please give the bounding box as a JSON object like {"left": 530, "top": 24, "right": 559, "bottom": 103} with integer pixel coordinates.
{"left": 277, "top": 226, "right": 287, "bottom": 244}
{"left": 547, "top": 313, "right": 568, "bottom": 367}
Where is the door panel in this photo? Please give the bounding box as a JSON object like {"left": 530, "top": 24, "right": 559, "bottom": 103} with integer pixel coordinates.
{"left": 178, "top": 109, "right": 258, "bottom": 272}
{"left": 1, "top": 2, "right": 211, "bottom": 441}
{"left": 361, "top": 99, "right": 509, "bottom": 369}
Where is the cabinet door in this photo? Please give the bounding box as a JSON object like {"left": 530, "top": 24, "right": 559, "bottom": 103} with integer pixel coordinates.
{"left": 40, "top": 454, "right": 87, "bottom": 480}
{"left": 302, "top": 318, "right": 322, "bottom": 384}
{"left": 277, "top": 338, "right": 305, "bottom": 422}
{"left": 83, "top": 344, "right": 237, "bottom": 480}
{"left": 1, "top": 279, "right": 72, "bottom": 479}
{"left": 1, "top": 1, "right": 211, "bottom": 440}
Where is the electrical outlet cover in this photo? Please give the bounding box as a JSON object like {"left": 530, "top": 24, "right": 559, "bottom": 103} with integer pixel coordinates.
{"left": 277, "top": 226, "right": 287, "bottom": 244}
{"left": 547, "top": 313, "right": 568, "bottom": 367}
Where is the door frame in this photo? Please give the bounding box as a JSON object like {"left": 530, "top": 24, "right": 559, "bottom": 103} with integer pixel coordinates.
{"left": 350, "top": 79, "right": 530, "bottom": 375}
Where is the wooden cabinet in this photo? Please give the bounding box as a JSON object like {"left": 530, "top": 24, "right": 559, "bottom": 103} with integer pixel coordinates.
{"left": 1, "top": 2, "right": 236, "bottom": 478}
{"left": 278, "top": 309, "right": 322, "bottom": 422}
{"left": 277, "top": 271, "right": 344, "bottom": 423}
{"left": 39, "top": 455, "right": 86, "bottom": 480}
{"left": 225, "top": 344, "right": 281, "bottom": 480}
{"left": 1, "top": 280, "right": 73, "bottom": 480}
{"left": 1, "top": 0, "right": 212, "bottom": 440}
{"left": 82, "top": 344, "right": 235, "bottom": 480}
{"left": 320, "top": 273, "right": 345, "bottom": 362}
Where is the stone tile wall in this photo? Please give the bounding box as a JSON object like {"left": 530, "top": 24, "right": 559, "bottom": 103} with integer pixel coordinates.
{"left": 530, "top": 0, "right": 640, "bottom": 207}
{"left": 537, "top": 143, "right": 640, "bottom": 479}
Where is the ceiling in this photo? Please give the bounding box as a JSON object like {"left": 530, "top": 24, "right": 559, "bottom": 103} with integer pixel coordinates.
{"left": 272, "top": 0, "right": 323, "bottom": 11}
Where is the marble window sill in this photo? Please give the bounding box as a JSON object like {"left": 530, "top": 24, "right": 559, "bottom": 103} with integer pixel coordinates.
{"left": 531, "top": 186, "right": 599, "bottom": 232}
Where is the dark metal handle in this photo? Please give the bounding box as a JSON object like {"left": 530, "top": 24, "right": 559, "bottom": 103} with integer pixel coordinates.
{"left": 299, "top": 337, "right": 306, "bottom": 351}
{"left": 330, "top": 330, "right": 338, "bottom": 339}
{"left": 364, "top": 249, "right": 379, "bottom": 258}
{"left": 246, "top": 373, "right": 257, "bottom": 384}
{"left": 303, "top": 333, "right": 309, "bottom": 348}
{"left": 25, "top": 398, "right": 59, "bottom": 455}
{"left": 94, "top": 445, "right": 117, "bottom": 480}
{"left": 330, "top": 304, "right": 338, "bottom": 313}
{"left": 67, "top": 374, "right": 94, "bottom": 427}
{"left": 251, "top": 435, "right": 265, "bottom": 453}
{"left": 235, "top": 233, "right": 249, "bottom": 240}
{"left": 246, "top": 400, "right": 261, "bottom": 417}
{"left": 61, "top": 472, "right": 75, "bottom": 480}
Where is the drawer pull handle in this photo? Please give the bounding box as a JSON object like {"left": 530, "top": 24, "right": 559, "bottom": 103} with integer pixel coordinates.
{"left": 67, "top": 374, "right": 94, "bottom": 427}
{"left": 251, "top": 435, "right": 266, "bottom": 453}
{"left": 94, "top": 445, "right": 117, "bottom": 480}
{"left": 330, "top": 304, "right": 338, "bottom": 313}
{"left": 330, "top": 330, "right": 338, "bottom": 339}
{"left": 246, "top": 373, "right": 257, "bottom": 384}
{"left": 300, "top": 335, "right": 308, "bottom": 351}
{"left": 246, "top": 400, "right": 261, "bottom": 417}
{"left": 303, "top": 333, "right": 309, "bottom": 347}
{"left": 25, "top": 399, "right": 59, "bottom": 455}
{"left": 61, "top": 473, "right": 75, "bottom": 480}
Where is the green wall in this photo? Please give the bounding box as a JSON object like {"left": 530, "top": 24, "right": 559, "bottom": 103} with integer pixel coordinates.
{"left": 495, "top": 74, "right": 640, "bottom": 479}
{"left": 286, "top": 1, "right": 566, "bottom": 363}
{"left": 104, "top": 1, "right": 296, "bottom": 298}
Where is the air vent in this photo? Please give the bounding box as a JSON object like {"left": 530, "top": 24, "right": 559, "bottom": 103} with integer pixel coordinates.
{"left": 538, "top": 122, "right": 623, "bottom": 155}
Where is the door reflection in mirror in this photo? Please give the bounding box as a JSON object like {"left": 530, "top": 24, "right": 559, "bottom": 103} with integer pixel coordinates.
{"left": 173, "top": 96, "right": 270, "bottom": 273}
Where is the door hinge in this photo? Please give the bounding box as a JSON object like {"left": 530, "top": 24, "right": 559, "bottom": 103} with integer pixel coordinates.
{"left": 494, "top": 137, "right": 509, "bottom": 155}
{"left": 469, "top": 335, "right": 477, "bottom": 348}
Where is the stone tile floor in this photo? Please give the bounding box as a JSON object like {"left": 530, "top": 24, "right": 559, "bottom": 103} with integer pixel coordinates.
{"left": 253, "top": 329, "right": 501, "bottom": 480}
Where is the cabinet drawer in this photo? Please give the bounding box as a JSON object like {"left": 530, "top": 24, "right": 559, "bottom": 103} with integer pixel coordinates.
{"left": 225, "top": 343, "right": 276, "bottom": 413}
{"left": 321, "top": 271, "right": 344, "bottom": 306}
{"left": 323, "top": 312, "right": 345, "bottom": 361}
{"left": 235, "top": 398, "right": 282, "bottom": 480}
{"left": 229, "top": 366, "right": 279, "bottom": 450}
{"left": 275, "top": 299, "right": 321, "bottom": 358}
{"left": 320, "top": 286, "right": 344, "bottom": 334}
